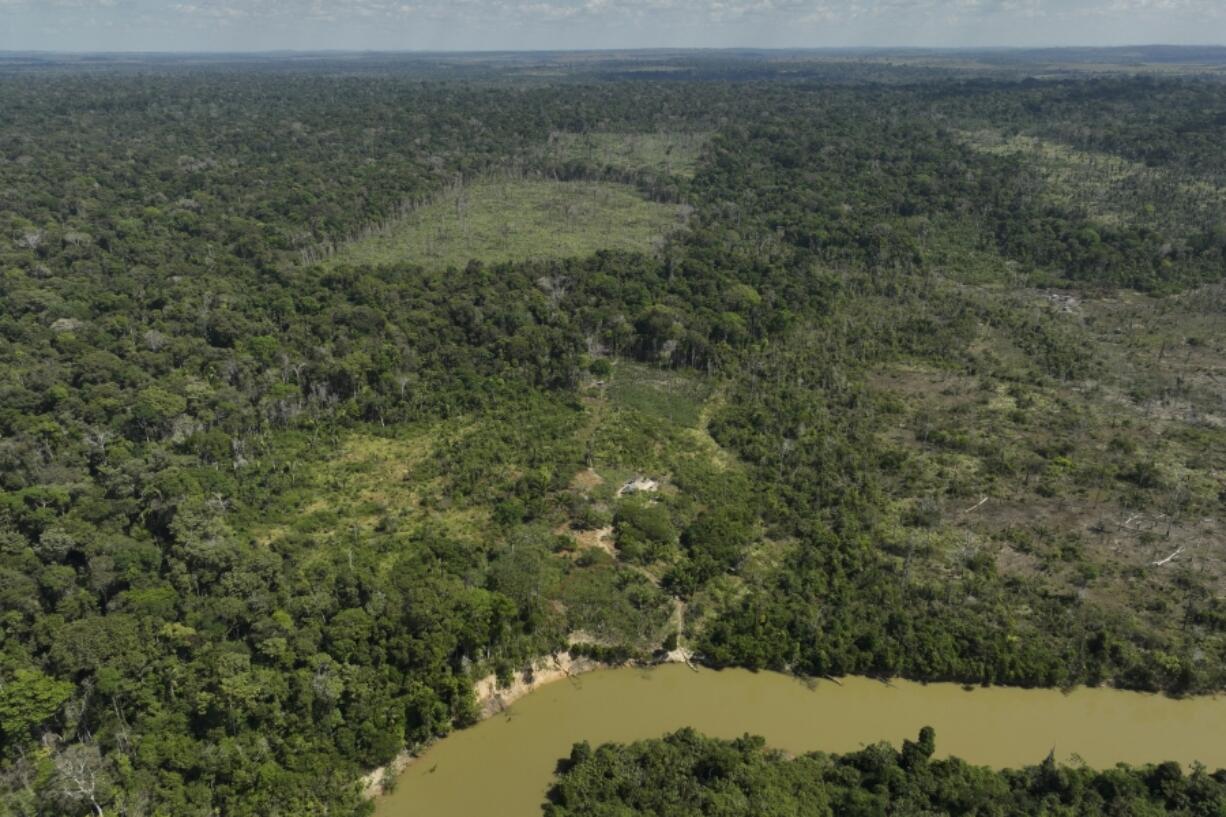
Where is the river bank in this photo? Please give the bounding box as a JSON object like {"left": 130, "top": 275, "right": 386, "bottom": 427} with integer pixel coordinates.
{"left": 372, "top": 664, "right": 1226, "bottom": 817}
{"left": 359, "top": 648, "right": 695, "bottom": 799}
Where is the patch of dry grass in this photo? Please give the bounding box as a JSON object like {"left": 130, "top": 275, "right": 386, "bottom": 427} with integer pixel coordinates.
{"left": 329, "top": 178, "right": 684, "bottom": 269}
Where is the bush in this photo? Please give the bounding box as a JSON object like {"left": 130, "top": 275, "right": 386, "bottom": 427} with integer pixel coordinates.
{"left": 589, "top": 358, "right": 614, "bottom": 378}
{"left": 613, "top": 499, "right": 676, "bottom": 563}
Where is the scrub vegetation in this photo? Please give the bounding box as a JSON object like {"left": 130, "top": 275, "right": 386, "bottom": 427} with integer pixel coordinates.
{"left": 960, "top": 129, "right": 1226, "bottom": 231}
{"left": 0, "top": 52, "right": 1224, "bottom": 817}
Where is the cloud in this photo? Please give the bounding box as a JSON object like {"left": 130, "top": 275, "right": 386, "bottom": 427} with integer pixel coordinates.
{"left": 2, "top": 0, "right": 1223, "bottom": 49}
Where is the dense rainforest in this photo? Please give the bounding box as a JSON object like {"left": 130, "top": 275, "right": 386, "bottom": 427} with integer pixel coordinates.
{"left": 546, "top": 728, "right": 1226, "bottom": 817}
{"left": 0, "top": 53, "right": 1224, "bottom": 816}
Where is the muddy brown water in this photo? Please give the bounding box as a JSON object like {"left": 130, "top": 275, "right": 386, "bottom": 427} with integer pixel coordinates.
{"left": 374, "top": 664, "right": 1226, "bottom": 817}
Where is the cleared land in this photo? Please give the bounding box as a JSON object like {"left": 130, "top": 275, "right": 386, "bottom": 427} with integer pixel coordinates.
{"left": 547, "top": 132, "right": 710, "bottom": 179}
{"left": 959, "top": 129, "right": 1226, "bottom": 230}
{"left": 329, "top": 179, "right": 684, "bottom": 269}
{"left": 866, "top": 283, "right": 1226, "bottom": 658}
{"left": 603, "top": 360, "right": 712, "bottom": 428}
{"left": 247, "top": 359, "right": 741, "bottom": 655}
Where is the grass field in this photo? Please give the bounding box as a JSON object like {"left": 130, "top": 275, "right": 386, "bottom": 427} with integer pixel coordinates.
{"left": 959, "top": 129, "right": 1226, "bottom": 230}
{"left": 548, "top": 132, "right": 710, "bottom": 179}
{"left": 605, "top": 361, "right": 712, "bottom": 428}
{"left": 329, "top": 178, "right": 684, "bottom": 269}
{"left": 247, "top": 424, "right": 492, "bottom": 571}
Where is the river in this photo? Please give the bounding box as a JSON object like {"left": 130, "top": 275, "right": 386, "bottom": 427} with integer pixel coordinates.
{"left": 374, "top": 664, "right": 1226, "bottom": 817}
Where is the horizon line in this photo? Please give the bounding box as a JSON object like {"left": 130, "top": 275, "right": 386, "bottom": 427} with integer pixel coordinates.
{"left": 4, "top": 43, "right": 1226, "bottom": 58}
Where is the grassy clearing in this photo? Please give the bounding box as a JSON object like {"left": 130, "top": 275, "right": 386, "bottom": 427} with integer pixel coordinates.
{"left": 914, "top": 216, "right": 1024, "bottom": 285}
{"left": 328, "top": 178, "right": 684, "bottom": 269}
{"left": 247, "top": 423, "right": 492, "bottom": 570}
{"left": 547, "top": 132, "right": 710, "bottom": 179}
{"left": 604, "top": 361, "right": 712, "bottom": 428}
{"left": 959, "top": 129, "right": 1226, "bottom": 230}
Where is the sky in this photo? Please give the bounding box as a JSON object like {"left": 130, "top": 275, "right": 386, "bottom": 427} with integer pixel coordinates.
{"left": 0, "top": 0, "right": 1223, "bottom": 53}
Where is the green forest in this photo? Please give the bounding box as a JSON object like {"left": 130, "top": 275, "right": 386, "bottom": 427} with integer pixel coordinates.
{"left": 546, "top": 728, "right": 1226, "bottom": 816}
{"left": 0, "top": 51, "right": 1224, "bottom": 816}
